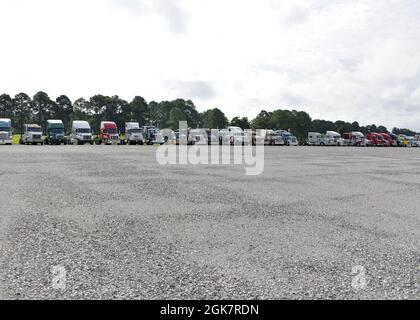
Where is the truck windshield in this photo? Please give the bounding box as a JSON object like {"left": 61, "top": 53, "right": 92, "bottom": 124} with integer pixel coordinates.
{"left": 129, "top": 129, "right": 142, "bottom": 134}
{"left": 28, "top": 127, "right": 42, "bottom": 133}
{"left": 77, "top": 128, "right": 91, "bottom": 133}
{"left": 104, "top": 128, "right": 117, "bottom": 134}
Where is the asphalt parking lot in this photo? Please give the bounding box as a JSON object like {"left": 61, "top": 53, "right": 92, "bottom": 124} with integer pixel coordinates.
{"left": 0, "top": 145, "right": 418, "bottom": 300}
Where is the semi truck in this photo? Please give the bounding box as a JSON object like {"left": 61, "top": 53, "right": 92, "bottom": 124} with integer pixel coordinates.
{"left": 342, "top": 132, "right": 370, "bottom": 146}
{"left": 69, "top": 121, "right": 93, "bottom": 145}
{"left": 308, "top": 131, "right": 343, "bottom": 146}
{"left": 97, "top": 121, "right": 119, "bottom": 145}
{"left": 365, "top": 133, "right": 387, "bottom": 146}
{"left": 259, "top": 129, "right": 284, "bottom": 145}
{"left": 124, "top": 122, "right": 144, "bottom": 145}
{"left": 379, "top": 133, "right": 397, "bottom": 147}
{"left": 0, "top": 118, "right": 13, "bottom": 145}
{"left": 218, "top": 126, "right": 250, "bottom": 145}
{"left": 45, "top": 120, "right": 67, "bottom": 145}
{"left": 141, "top": 126, "right": 165, "bottom": 145}
{"left": 275, "top": 130, "right": 298, "bottom": 146}
{"left": 20, "top": 124, "right": 43, "bottom": 145}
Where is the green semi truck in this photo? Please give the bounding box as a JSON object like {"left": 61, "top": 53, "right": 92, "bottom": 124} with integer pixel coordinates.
{"left": 45, "top": 120, "right": 67, "bottom": 145}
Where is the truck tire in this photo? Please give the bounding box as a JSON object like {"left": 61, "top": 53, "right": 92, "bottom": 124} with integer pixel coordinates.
{"left": 286, "top": 141, "right": 290, "bottom": 146}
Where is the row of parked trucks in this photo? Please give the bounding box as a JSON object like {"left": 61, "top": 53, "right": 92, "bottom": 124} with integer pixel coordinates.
{"left": 2, "top": 117, "right": 419, "bottom": 147}
{"left": 14, "top": 120, "right": 165, "bottom": 146}
{"left": 1, "top": 117, "right": 301, "bottom": 147}
{"left": 308, "top": 131, "right": 420, "bottom": 147}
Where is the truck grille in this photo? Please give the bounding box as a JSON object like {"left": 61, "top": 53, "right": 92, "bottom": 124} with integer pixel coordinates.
{"left": 84, "top": 135, "right": 92, "bottom": 140}
{"left": 33, "top": 135, "right": 41, "bottom": 140}
{"left": 0, "top": 133, "right": 8, "bottom": 140}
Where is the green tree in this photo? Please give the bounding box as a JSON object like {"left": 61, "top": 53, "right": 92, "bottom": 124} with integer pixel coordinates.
{"left": 128, "top": 96, "right": 149, "bottom": 125}
{"left": 251, "top": 110, "right": 273, "bottom": 129}
{"left": 166, "top": 107, "right": 186, "bottom": 129}
{"left": 0, "top": 94, "right": 13, "bottom": 118}
{"left": 73, "top": 98, "right": 91, "bottom": 120}
{"left": 200, "top": 108, "right": 229, "bottom": 129}
{"left": 392, "top": 127, "right": 417, "bottom": 136}
{"left": 230, "top": 116, "right": 251, "bottom": 129}
{"left": 377, "top": 125, "right": 388, "bottom": 133}
{"left": 13, "top": 93, "right": 32, "bottom": 134}
{"left": 54, "top": 95, "right": 73, "bottom": 131}
{"left": 32, "top": 91, "right": 54, "bottom": 125}
{"left": 310, "top": 119, "right": 336, "bottom": 133}
{"left": 334, "top": 120, "right": 353, "bottom": 134}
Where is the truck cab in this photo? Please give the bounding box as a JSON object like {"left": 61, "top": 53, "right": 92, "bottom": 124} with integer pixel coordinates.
{"left": 125, "top": 122, "right": 144, "bottom": 145}
{"left": 188, "top": 128, "right": 210, "bottom": 145}
{"left": 276, "top": 130, "right": 298, "bottom": 146}
{"left": 0, "top": 118, "right": 13, "bottom": 145}
{"left": 366, "top": 133, "right": 386, "bottom": 146}
{"left": 70, "top": 121, "right": 93, "bottom": 145}
{"left": 261, "top": 129, "right": 284, "bottom": 146}
{"left": 142, "top": 126, "right": 160, "bottom": 145}
{"left": 98, "top": 121, "right": 119, "bottom": 145}
{"left": 21, "top": 124, "right": 43, "bottom": 145}
{"left": 218, "top": 126, "right": 250, "bottom": 145}
{"left": 343, "top": 132, "right": 369, "bottom": 146}
{"left": 379, "top": 133, "right": 396, "bottom": 147}
{"left": 45, "top": 120, "right": 67, "bottom": 145}
{"left": 308, "top": 132, "right": 325, "bottom": 146}
{"left": 325, "top": 131, "right": 345, "bottom": 146}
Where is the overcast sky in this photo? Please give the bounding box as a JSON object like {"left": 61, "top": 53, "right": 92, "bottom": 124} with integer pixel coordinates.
{"left": 1, "top": 0, "right": 420, "bottom": 130}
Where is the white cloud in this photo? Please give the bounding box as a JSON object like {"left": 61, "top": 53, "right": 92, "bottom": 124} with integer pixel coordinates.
{"left": 0, "top": 0, "right": 419, "bottom": 130}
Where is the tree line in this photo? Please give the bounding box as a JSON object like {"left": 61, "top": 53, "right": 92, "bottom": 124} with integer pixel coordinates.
{"left": 0, "top": 92, "right": 418, "bottom": 140}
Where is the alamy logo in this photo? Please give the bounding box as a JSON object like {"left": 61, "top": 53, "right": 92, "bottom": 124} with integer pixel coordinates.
{"left": 155, "top": 122, "right": 265, "bottom": 176}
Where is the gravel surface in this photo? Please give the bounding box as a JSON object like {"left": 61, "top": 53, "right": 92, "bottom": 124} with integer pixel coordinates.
{"left": 0, "top": 145, "right": 418, "bottom": 300}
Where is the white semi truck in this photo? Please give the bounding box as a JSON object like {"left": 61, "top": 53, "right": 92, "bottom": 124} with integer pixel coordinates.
{"left": 218, "top": 126, "right": 251, "bottom": 145}
{"left": 308, "top": 131, "right": 344, "bottom": 146}
{"left": 20, "top": 124, "right": 43, "bottom": 145}
{"left": 69, "top": 121, "right": 93, "bottom": 145}
{"left": 0, "top": 118, "right": 13, "bottom": 145}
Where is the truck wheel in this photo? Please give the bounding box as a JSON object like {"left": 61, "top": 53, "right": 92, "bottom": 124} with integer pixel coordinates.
{"left": 286, "top": 141, "right": 290, "bottom": 146}
{"left": 320, "top": 142, "right": 325, "bottom": 146}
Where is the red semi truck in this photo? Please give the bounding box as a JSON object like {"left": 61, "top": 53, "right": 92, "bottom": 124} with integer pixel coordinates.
{"left": 378, "top": 133, "right": 397, "bottom": 146}
{"left": 97, "top": 121, "right": 120, "bottom": 145}
{"left": 365, "top": 133, "right": 387, "bottom": 146}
